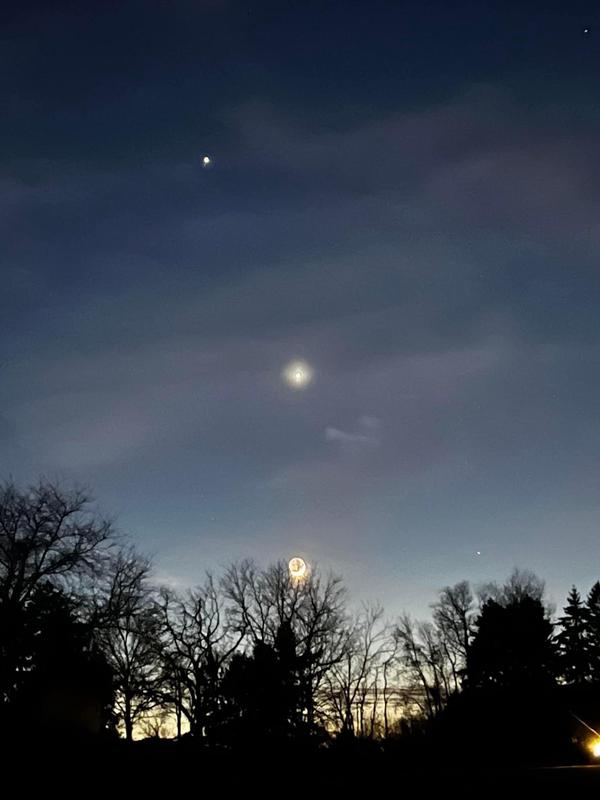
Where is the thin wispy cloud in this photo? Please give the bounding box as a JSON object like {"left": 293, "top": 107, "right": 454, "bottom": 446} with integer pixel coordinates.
{"left": 2, "top": 0, "right": 600, "bottom": 619}
{"left": 325, "top": 416, "right": 382, "bottom": 446}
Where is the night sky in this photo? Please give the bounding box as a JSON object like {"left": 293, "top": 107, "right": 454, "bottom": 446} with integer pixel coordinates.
{"left": 2, "top": 1, "right": 600, "bottom": 616}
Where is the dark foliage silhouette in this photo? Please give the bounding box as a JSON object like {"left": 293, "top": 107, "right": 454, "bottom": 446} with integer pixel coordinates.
{"left": 557, "top": 586, "right": 589, "bottom": 685}
{"left": 466, "top": 595, "right": 555, "bottom": 689}
{"left": 220, "top": 623, "right": 304, "bottom": 747}
{"left": 2, "top": 477, "right": 600, "bottom": 776}
{"left": 2, "top": 581, "right": 114, "bottom": 736}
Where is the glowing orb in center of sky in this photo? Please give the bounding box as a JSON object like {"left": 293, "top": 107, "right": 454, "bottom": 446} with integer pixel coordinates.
{"left": 202, "top": 155, "right": 212, "bottom": 168}
{"left": 282, "top": 360, "right": 313, "bottom": 389}
{"left": 289, "top": 557, "right": 307, "bottom": 580}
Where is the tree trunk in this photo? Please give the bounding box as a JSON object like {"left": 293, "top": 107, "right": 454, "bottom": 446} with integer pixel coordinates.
{"left": 383, "top": 663, "right": 389, "bottom": 738}
{"left": 124, "top": 694, "right": 133, "bottom": 741}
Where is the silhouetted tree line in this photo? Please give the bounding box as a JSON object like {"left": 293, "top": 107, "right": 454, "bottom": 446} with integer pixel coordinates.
{"left": 1, "top": 478, "right": 599, "bottom": 765}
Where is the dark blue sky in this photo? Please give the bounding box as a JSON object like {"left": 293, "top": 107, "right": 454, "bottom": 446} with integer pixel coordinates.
{"left": 2, "top": 1, "right": 600, "bottom": 615}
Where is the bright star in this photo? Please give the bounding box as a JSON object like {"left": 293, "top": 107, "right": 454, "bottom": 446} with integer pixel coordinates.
{"left": 202, "top": 155, "right": 212, "bottom": 168}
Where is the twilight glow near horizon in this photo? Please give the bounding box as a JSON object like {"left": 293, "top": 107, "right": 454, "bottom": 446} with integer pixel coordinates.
{"left": 2, "top": 1, "right": 600, "bottom": 617}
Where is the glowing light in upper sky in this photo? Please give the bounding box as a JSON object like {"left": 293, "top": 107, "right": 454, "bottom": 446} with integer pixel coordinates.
{"left": 202, "top": 155, "right": 212, "bottom": 168}
{"left": 282, "top": 359, "right": 313, "bottom": 389}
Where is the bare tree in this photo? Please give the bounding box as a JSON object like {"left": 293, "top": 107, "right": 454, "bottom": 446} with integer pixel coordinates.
{"left": 381, "top": 632, "right": 401, "bottom": 738}
{"left": 158, "top": 575, "right": 244, "bottom": 740}
{"left": 0, "top": 479, "right": 113, "bottom": 608}
{"left": 477, "top": 568, "right": 546, "bottom": 607}
{"left": 323, "top": 604, "right": 389, "bottom": 736}
{"left": 431, "top": 581, "right": 474, "bottom": 690}
{"left": 295, "top": 568, "right": 348, "bottom": 728}
{"left": 222, "top": 560, "right": 347, "bottom": 728}
{"left": 394, "top": 615, "right": 450, "bottom": 719}
{"left": 137, "top": 707, "right": 173, "bottom": 740}
{"left": 93, "top": 550, "right": 161, "bottom": 741}
{"left": 222, "top": 559, "right": 299, "bottom": 643}
{"left": 0, "top": 480, "right": 114, "bottom": 715}
{"left": 391, "top": 582, "right": 476, "bottom": 723}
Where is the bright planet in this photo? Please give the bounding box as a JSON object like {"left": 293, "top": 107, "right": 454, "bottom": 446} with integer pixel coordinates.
{"left": 282, "top": 360, "right": 313, "bottom": 389}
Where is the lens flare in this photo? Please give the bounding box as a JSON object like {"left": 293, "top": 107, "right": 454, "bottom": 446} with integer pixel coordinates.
{"left": 289, "top": 557, "right": 307, "bottom": 580}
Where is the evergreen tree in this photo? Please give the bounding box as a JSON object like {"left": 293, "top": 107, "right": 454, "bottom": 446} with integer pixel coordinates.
{"left": 466, "top": 595, "right": 556, "bottom": 689}
{"left": 220, "top": 622, "right": 303, "bottom": 746}
{"left": 556, "top": 586, "right": 589, "bottom": 684}
{"left": 586, "top": 581, "right": 600, "bottom": 683}
{"left": 3, "top": 582, "right": 114, "bottom": 735}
